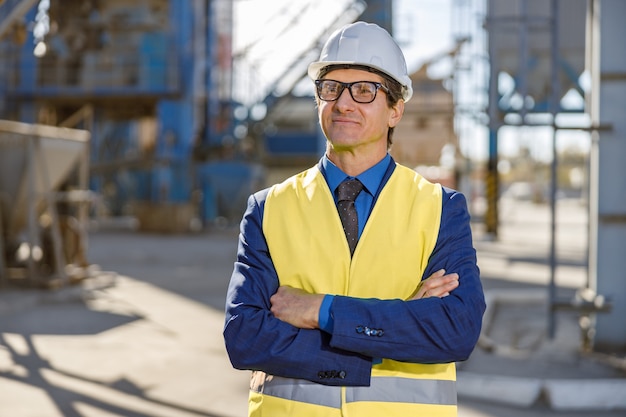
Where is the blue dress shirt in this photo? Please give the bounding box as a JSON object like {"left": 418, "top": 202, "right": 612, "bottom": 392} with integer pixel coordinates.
{"left": 318, "top": 154, "right": 391, "bottom": 333}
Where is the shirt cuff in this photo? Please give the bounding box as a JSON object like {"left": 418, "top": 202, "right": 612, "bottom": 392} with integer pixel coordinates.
{"left": 318, "top": 294, "right": 335, "bottom": 333}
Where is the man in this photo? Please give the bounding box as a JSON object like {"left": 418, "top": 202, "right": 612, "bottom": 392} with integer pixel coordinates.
{"left": 224, "top": 21, "right": 485, "bottom": 417}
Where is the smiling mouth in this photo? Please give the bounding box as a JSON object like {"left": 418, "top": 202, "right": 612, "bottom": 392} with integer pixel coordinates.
{"left": 333, "top": 118, "right": 358, "bottom": 124}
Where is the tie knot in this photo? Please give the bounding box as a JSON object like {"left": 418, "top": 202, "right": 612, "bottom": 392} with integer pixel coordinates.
{"left": 337, "top": 179, "right": 364, "bottom": 202}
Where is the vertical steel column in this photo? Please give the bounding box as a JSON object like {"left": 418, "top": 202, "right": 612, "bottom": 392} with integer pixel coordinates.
{"left": 588, "top": 0, "right": 626, "bottom": 351}
{"left": 485, "top": 0, "right": 499, "bottom": 237}
{"left": 155, "top": 0, "right": 195, "bottom": 202}
{"left": 518, "top": 0, "right": 529, "bottom": 122}
{"left": 206, "top": 0, "right": 234, "bottom": 146}
{"left": 547, "top": 0, "right": 560, "bottom": 339}
{"left": 586, "top": 0, "right": 601, "bottom": 345}
{"left": 18, "top": 6, "right": 38, "bottom": 123}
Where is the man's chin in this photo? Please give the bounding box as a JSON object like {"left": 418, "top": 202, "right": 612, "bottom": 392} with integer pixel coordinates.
{"left": 328, "top": 140, "right": 359, "bottom": 152}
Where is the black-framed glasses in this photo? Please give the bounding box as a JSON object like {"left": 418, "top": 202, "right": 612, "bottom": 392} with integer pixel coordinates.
{"left": 315, "top": 79, "right": 389, "bottom": 104}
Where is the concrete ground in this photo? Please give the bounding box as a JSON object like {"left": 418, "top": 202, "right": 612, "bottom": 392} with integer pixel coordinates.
{"left": 0, "top": 197, "right": 625, "bottom": 417}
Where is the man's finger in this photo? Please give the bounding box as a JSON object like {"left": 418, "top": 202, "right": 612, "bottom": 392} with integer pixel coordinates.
{"left": 413, "top": 271, "right": 459, "bottom": 300}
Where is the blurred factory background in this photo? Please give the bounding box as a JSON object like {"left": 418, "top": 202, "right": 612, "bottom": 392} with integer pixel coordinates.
{"left": 0, "top": 0, "right": 624, "bottom": 353}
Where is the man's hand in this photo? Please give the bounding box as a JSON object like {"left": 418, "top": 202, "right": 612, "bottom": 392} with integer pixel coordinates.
{"left": 270, "top": 286, "right": 325, "bottom": 329}
{"left": 411, "top": 269, "right": 459, "bottom": 300}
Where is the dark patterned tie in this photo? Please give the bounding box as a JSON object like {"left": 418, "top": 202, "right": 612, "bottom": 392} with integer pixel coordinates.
{"left": 336, "top": 179, "right": 364, "bottom": 256}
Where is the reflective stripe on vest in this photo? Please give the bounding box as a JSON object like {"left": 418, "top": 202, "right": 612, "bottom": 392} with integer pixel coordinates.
{"left": 346, "top": 377, "right": 456, "bottom": 405}
{"left": 253, "top": 375, "right": 457, "bottom": 407}
{"left": 252, "top": 374, "right": 342, "bottom": 409}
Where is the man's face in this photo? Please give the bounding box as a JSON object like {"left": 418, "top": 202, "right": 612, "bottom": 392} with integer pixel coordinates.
{"left": 317, "top": 68, "right": 403, "bottom": 153}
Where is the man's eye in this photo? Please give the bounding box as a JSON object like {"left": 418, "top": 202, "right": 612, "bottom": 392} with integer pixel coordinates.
{"left": 355, "top": 84, "right": 373, "bottom": 94}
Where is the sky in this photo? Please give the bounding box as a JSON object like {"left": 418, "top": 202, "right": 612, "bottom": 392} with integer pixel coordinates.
{"left": 393, "top": 0, "right": 454, "bottom": 72}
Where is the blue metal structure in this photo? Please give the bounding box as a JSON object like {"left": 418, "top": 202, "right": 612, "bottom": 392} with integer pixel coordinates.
{"left": 0, "top": 0, "right": 393, "bottom": 228}
{"left": 0, "top": 0, "right": 244, "bottom": 225}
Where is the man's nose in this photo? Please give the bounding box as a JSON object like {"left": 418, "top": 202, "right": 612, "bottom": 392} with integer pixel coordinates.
{"left": 335, "top": 86, "right": 355, "bottom": 106}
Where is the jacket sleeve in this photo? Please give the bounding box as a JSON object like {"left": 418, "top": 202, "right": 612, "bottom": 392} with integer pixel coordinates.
{"left": 328, "top": 188, "right": 486, "bottom": 363}
{"left": 223, "top": 191, "right": 374, "bottom": 386}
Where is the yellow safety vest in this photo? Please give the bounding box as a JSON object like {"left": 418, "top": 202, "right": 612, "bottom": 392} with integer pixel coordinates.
{"left": 255, "top": 164, "right": 456, "bottom": 417}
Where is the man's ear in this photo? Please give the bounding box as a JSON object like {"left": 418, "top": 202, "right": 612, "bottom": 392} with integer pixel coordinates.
{"left": 389, "top": 100, "right": 404, "bottom": 128}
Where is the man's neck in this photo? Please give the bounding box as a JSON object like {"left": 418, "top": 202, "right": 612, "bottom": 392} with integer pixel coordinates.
{"left": 326, "top": 145, "right": 387, "bottom": 177}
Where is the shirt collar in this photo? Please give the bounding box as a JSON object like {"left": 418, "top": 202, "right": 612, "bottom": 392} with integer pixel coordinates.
{"left": 322, "top": 153, "right": 391, "bottom": 197}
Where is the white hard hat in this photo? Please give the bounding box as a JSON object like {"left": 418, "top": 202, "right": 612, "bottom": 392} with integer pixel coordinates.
{"left": 308, "top": 21, "right": 413, "bottom": 102}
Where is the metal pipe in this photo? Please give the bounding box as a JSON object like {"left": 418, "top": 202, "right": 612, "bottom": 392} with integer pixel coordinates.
{"left": 518, "top": 0, "right": 529, "bottom": 122}
{"left": 485, "top": 0, "right": 500, "bottom": 237}
{"left": 548, "top": 0, "right": 560, "bottom": 339}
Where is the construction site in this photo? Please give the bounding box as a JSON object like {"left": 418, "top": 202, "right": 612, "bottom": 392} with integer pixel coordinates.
{"left": 0, "top": 0, "right": 470, "bottom": 284}
{"left": 0, "top": 0, "right": 625, "bottom": 415}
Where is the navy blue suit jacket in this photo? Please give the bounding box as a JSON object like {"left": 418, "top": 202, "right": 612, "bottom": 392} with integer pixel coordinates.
{"left": 223, "top": 162, "right": 486, "bottom": 387}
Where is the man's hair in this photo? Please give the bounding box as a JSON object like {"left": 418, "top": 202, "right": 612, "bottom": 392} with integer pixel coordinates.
{"left": 316, "top": 64, "right": 404, "bottom": 148}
